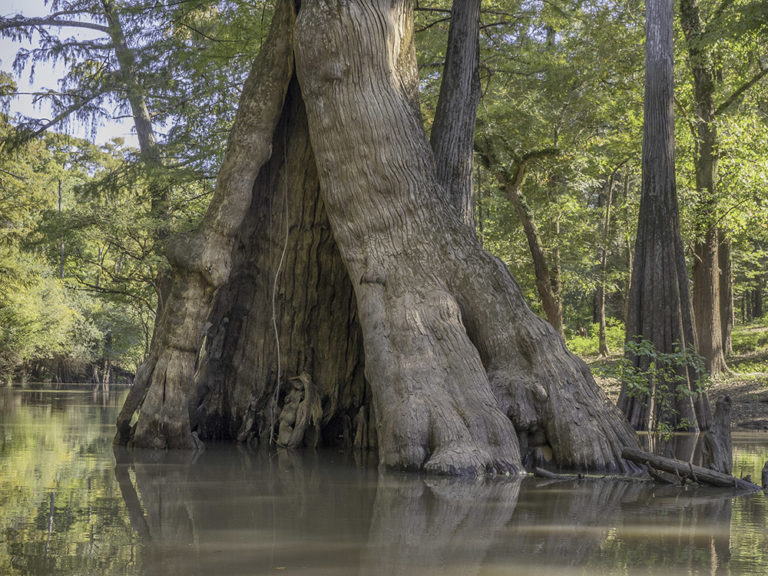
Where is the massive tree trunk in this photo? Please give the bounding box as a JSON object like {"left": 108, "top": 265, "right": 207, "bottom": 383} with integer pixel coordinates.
{"left": 117, "top": 0, "right": 640, "bottom": 475}
{"left": 619, "top": 0, "right": 712, "bottom": 434}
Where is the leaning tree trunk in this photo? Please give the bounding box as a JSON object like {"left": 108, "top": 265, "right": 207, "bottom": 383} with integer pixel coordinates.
{"left": 114, "top": 1, "right": 297, "bottom": 448}
{"left": 618, "top": 0, "right": 712, "bottom": 434}
{"left": 118, "top": 0, "right": 640, "bottom": 475}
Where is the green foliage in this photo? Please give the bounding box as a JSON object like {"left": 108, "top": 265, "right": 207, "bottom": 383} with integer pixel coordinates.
{"left": 730, "top": 322, "right": 768, "bottom": 373}
{"left": 612, "top": 339, "right": 710, "bottom": 435}
{"left": 0, "top": 116, "right": 148, "bottom": 380}
{"left": 566, "top": 319, "right": 626, "bottom": 357}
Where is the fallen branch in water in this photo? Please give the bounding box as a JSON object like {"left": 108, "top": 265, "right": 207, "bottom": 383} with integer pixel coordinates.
{"left": 621, "top": 447, "right": 762, "bottom": 492}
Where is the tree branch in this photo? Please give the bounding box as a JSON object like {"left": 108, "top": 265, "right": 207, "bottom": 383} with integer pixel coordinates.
{"left": 0, "top": 15, "right": 109, "bottom": 34}
{"left": 715, "top": 66, "right": 768, "bottom": 116}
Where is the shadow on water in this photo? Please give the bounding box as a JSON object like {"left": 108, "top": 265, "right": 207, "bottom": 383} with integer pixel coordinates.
{"left": 2, "top": 387, "right": 768, "bottom": 576}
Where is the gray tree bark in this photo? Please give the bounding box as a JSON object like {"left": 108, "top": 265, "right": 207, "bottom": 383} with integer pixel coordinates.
{"left": 293, "top": 0, "right": 637, "bottom": 474}
{"left": 115, "top": 1, "right": 297, "bottom": 448}
{"left": 117, "top": 0, "right": 641, "bottom": 476}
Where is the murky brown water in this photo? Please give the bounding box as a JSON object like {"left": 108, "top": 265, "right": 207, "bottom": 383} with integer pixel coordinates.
{"left": 1, "top": 386, "right": 767, "bottom": 575}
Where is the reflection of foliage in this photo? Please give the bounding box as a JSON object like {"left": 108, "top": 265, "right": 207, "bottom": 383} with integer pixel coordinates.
{"left": 33, "top": 495, "right": 75, "bottom": 533}
{"left": 0, "top": 389, "right": 140, "bottom": 576}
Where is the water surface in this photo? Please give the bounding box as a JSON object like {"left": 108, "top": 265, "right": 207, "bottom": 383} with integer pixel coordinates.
{"left": 1, "top": 386, "right": 767, "bottom": 575}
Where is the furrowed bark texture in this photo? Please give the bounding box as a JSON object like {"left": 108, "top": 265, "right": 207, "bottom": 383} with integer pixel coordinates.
{"left": 114, "top": 1, "right": 296, "bottom": 448}
{"left": 294, "top": 0, "right": 639, "bottom": 475}
{"left": 619, "top": 0, "right": 711, "bottom": 433}
{"left": 190, "top": 79, "right": 370, "bottom": 449}
{"left": 429, "top": 0, "right": 481, "bottom": 227}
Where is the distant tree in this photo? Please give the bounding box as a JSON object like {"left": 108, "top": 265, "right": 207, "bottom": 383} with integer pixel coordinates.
{"left": 678, "top": 0, "right": 768, "bottom": 373}
{"left": 618, "top": 0, "right": 711, "bottom": 434}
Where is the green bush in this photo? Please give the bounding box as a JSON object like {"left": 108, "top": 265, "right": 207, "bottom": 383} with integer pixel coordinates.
{"left": 566, "top": 319, "right": 626, "bottom": 357}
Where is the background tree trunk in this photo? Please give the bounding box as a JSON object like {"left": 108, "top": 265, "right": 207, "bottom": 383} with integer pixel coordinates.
{"left": 476, "top": 146, "right": 564, "bottom": 337}
{"left": 598, "top": 171, "right": 617, "bottom": 357}
{"left": 680, "top": 0, "right": 729, "bottom": 376}
{"left": 693, "top": 228, "right": 728, "bottom": 375}
{"left": 718, "top": 232, "right": 733, "bottom": 356}
{"left": 430, "top": 0, "right": 481, "bottom": 228}
{"left": 619, "top": 0, "right": 711, "bottom": 434}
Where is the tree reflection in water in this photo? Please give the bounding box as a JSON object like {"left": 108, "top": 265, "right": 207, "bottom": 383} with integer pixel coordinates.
{"left": 112, "top": 445, "right": 768, "bottom": 576}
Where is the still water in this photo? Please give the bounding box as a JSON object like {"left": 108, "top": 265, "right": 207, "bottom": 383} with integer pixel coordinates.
{"left": 1, "top": 386, "right": 767, "bottom": 576}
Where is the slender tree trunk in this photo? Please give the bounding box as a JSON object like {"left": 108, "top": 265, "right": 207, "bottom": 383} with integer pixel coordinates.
{"left": 430, "top": 0, "right": 481, "bottom": 228}
{"left": 498, "top": 164, "right": 564, "bottom": 338}
{"left": 680, "top": 0, "right": 728, "bottom": 376}
{"left": 619, "top": 0, "right": 712, "bottom": 434}
{"left": 476, "top": 146, "right": 564, "bottom": 338}
{"left": 598, "top": 172, "right": 616, "bottom": 357}
{"left": 693, "top": 228, "right": 728, "bottom": 375}
{"left": 623, "top": 169, "right": 633, "bottom": 327}
{"left": 101, "top": 0, "right": 176, "bottom": 325}
{"left": 719, "top": 233, "right": 733, "bottom": 356}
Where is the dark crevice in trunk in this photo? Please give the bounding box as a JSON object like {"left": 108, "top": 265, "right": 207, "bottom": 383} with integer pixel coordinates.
{"left": 191, "top": 78, "right": 370, "bottom": 450}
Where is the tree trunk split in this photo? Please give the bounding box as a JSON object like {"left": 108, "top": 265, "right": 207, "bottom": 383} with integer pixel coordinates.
{"left": 116, "top": 0, "right": 641, "bottom": 476}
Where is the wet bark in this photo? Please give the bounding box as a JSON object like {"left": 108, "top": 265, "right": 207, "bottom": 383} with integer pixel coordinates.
{"left": 619, "top": 0, "right": 712, "bottom": 434}
{"left": 622, "top": 447, "right": 759, "bottom": 490}
{"left": 430, "top": 0, "right": 481, "bottom": 228}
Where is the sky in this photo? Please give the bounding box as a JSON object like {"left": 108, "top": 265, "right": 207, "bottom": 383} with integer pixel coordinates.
{"left": 1, "top": 0, "right": 138, "bottom": 146}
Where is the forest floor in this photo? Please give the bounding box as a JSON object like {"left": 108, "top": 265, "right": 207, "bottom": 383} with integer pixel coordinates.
{"left": 588, "top": 322, "right": 768, "bottom": 431}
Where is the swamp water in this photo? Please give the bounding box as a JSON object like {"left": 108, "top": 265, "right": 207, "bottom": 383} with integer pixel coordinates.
{"left": 1, "top": 386, "right": 767, "bottom": 576}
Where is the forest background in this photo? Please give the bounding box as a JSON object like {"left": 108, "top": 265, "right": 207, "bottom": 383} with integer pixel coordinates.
{"left": 0, "top": 0, "right": 766, "bottom": 394}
